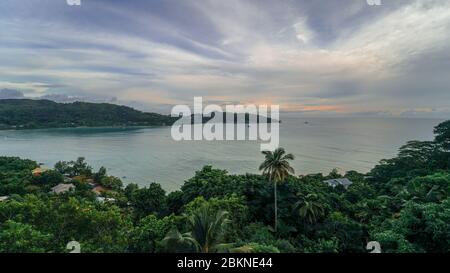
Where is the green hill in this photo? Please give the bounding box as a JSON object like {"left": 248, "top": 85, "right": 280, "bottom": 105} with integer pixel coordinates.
{"left": 0, "top": 99, "right": 177, "bottom": 129}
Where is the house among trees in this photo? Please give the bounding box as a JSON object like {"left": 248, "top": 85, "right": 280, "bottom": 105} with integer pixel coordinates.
{"left": 50, "top": 183, "right": 75, "bottom": 194}
{"left": 323, "top": 178, "right": 353, "bottom": 189}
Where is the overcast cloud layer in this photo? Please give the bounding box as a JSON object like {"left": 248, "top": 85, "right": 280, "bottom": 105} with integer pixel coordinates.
{"left": 0, "top": 0, "right": 449, "bottom": 117}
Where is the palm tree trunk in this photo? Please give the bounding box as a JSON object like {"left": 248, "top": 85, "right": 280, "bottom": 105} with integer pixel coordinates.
{"left": 273, "top": 177, "right": 278, "bottom": 233}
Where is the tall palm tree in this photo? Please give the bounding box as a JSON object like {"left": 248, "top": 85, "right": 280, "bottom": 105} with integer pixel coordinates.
{"left": 259, "top": 147, "right": 295, "bottom": 232}
{"left": 294, "top": 193, "right": 325, "bottom": 224}
{"left": 162, "top": 206, "right": 230, "bottom": 253}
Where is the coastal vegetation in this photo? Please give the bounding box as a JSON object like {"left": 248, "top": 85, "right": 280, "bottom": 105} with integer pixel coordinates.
{"left": 0, "top": 99, "right": 177, "bottom": 129}
{"left": 0, "top": 120, "right": 449, "bottom": 253}
{"left": 0, "top": 99, "right": 273, "bottom": 130}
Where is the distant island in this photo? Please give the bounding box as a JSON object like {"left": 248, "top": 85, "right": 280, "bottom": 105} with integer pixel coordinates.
{"left": 0, "top": 99, "right": 177, "bottom": 130}
{"left": 0, "top": 99, "right": 274, "bottom": 130}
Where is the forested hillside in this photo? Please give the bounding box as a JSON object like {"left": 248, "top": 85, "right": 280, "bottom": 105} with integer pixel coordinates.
{"left": 0, "top": 99, "right": 177, "bottom": 129}
{"left": 0, "top": 99, "right": 272, "bottom": 130}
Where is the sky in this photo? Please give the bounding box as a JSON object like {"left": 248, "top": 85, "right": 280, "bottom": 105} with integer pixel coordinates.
{"left": 0, "top": 0, "right": 449, "bottom": 117}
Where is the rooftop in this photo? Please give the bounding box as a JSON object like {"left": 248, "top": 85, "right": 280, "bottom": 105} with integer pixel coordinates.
{"left": 32, "top": 167, "right": 49, "bottom": 176}
{"left": 323, "top": 178, "right": 353, "bottom": 188}
{"left": 51, "top": 183, "right": 75, "bottom": 194}
{"left": 0, "top": 196, "right": 10, "bottom": 202}
{"left": 92, "top": 185, "right": 110, "bottom": 195}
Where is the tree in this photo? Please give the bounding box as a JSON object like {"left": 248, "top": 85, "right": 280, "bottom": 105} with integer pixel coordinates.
{"left": 259, "top": 148, "right": 295, "bottom": 232}
{"left": 130, "top": 183, "right": 167, "bottom": 218}
{"left": 386, "top": 199, "right": 450, "bottom": 253}
{"left": 0, "top": 220, "right": 53, "bottom": 253}
{"left": 0, "top": 195, "right": 132, "bottom": 253}
{"left": 166, "top": 191, "right": 184, "bottom": 215}
{"left": 180, "top": 166, "right": 239, "bottom": 203}
{"left": 124, "top": 183, "right": 139, "bottom": 199}
{"left": 129, "top": 215, "right": 177, "bottom": 253}
{"left": 54, "top": 161, "right": 71, "bottom": 176}
{"left": 72, "top": 157, "right": 92, "bottom": 176}
{"left": 294, "top": 193, "right": 325, "bottom": 224}
{"left": 184, "top": 195, "right": 249, "bottom": 242}
{"left": 162, "top": 205, "right": 230, "bottom": 253}
{"left": 371, "top": 230, "right": 419, "bottom": 253}
{"left": 406, "top": 172, "right": 450, "bottom": 202}
{"left": 435, "top": 120, "right": 450, "bottom": 150}
{"left": 0, "top": 157, "right": 37, "bottom": 195}
{"left": 94, "top": 166, "right": 107, "bottom": 183}
{"left": 32, "top": 170, "right": 64, "bottom": 189}
{"left": 161, "top": 228, "right": 198, "bottom": 253}
{"left": 321, "top": 212, "right": 367, "bottom": 252}
{"left": 99, "top": 176, "right": 123, "bottom": 191}
{"left": 303, "top": 238, "right": 339, "bottom": 253}
{"left": 54, "top": 157, "right": 92, "bottom": 177}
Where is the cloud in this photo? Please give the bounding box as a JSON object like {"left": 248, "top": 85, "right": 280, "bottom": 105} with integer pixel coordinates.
{"left": 293, "top": 18, "right": 315, "bottom": 44}
{"left": 0, "top": 0, "right": 449, "bottom": 117}
{"left": 0, "top": 89, "right": 25, "bottom": 99}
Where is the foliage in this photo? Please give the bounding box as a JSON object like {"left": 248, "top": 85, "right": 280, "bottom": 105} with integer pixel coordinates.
{"left": 128, "top": 215, "right": 179, "bottom": 253}
{"left": 259, "top": 148, "right": 295, "bottom": 182}
{"left": 161, "top": 205, "right": 230, "bottom": 253}
{"left": 0, "top": 157, "right": 37, "bottom": 195}
{"left": 294, "top": 193, "right": 325, "bottom": 224}
{"left": 0, "top": 195, "right": 132, "bottom": 252}
{"left": 128, "top": 183, "right": 167, "bottom": 218}
{"left": 1, "top": 120, "right": 450, "bottom": 253}
{"left": 0, "top": 99, "right": 177, "bottom": 129}
{"left": 0, "top": 220, "right": 53, "bottom": 253}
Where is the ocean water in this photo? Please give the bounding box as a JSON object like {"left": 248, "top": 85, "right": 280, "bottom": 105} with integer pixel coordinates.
{"left": 0, "top": 116, "right": 444, "bottom": 191}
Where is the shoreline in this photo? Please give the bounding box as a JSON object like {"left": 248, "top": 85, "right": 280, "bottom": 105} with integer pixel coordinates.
{"left": 0, "top": 124, "right": 170, "bottom": 132}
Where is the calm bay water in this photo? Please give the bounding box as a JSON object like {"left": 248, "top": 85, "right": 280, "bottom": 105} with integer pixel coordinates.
{"left": 0, "top": 116, "right": 444, "bottom": 191}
